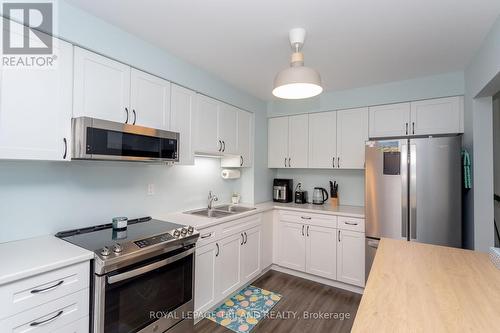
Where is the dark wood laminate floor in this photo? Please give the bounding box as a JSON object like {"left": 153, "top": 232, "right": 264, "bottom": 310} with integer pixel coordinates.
{"left": 193, "top": 270, "right": 362, "bottom": 333}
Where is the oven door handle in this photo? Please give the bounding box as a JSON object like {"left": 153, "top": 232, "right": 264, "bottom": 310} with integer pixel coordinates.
{"left": 107, "top": 247, "right": 195, "bottom": 284}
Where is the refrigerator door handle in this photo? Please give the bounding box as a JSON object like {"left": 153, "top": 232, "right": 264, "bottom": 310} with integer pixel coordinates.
{"left": 400, "top": 143, "right": 409, "bottom": 239}
{"left": 409, "top": 144, "right": 417, "bottom": 239}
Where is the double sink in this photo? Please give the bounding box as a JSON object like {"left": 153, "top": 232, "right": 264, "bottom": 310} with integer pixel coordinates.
{"left": 186, "top": 205, "right": 256, "bottom": 218}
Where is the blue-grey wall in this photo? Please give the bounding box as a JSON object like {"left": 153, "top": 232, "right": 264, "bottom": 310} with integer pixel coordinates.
{"left": 463, "top": 14, "right": 500, "bottom": 251}
{"left": 267, "top": 72, "right": 465, "bottom": 208}
{"left": 0, "top": 1, "right": 270, "bottom": 243}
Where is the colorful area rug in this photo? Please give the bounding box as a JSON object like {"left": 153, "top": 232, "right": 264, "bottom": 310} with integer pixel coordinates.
{"left": 207, "top": 285, "right": 282, "bottom": 332}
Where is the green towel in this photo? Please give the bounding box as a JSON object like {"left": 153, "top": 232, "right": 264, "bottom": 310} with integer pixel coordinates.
{"left": 462, "top": 149, "right": 472, "bottom": 189}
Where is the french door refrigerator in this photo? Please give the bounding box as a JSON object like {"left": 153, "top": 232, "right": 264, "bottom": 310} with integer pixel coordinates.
{"left": 365, "top": 135, "right": 462, "bottom": 278}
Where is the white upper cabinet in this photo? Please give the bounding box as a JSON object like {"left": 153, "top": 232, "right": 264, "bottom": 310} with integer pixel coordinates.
{"left": 193, "top": 94, "right": 219, "bottom": 153}
{"left": 288, "top": 114, "right": 309, "bottom": 168}
{"left": 308, "top": 111, "right": 337, "bottom": 168}
{"left": 73, "top": 47, "right": 131, "bottom": 123}
{"left": 237, "top": 110, "right": 253, "bottom": 167}
{"left": 268, "top": 117, "right": 289, "bottom": 168}
{"left": 0, "top": 28, "right": 73, "bottom": 161}
{"left": 410, "top": 96, "right": 464, "bottom": 135}
{"left": 130, "top": 69, "right": 171, "bottom": 129}
{"left": 337, "top": 108, "right": 368, "bottom": 169}
{"left": 369, "top": 102, "right": 410, "bottom": 138}
{"left": 170, "top": 84, "right": 196, "bottom": 165}
{"left": 218, "top": 104, "right": 238, "bottom": 155}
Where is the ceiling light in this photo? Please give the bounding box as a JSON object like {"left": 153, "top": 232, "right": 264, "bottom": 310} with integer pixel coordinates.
{"left": 272, "top": 28, "right": 323, "bottom": 99}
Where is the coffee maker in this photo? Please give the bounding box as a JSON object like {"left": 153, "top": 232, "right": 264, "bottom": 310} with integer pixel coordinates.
{"left": 273, "top": 179, "right": 293, "bottom": 203}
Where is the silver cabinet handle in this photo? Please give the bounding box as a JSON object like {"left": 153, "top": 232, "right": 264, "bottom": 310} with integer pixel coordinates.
{"left": 240, "top": 156, "right": 244, "bottom": 167}
{"left": 412, "top": 122, "right": 415, "bottom": 134}
{"left": 284, "top": 158, "right": 287, "bottom": 167}
{"left": 218, "top": 140, "right": 222, "bottom": 152}
{"left": 132, "top": 109, "right": 137, "bottom": 125}
{"left": 300, "top": 216, "right": 311, "bottom": 220}
{"left": 306, "top": 225, "right": 310, "bottom": 237}
{"left": 345, "top": 222, "right": 358, "bottom": 226}
{"left": 222, "top": 141, "right": 226, "bottom": 152}
{"left": 333, "top": 157, "right": 335, "bottom": 168}
{"left": 200, "top": 232, "right": 213, "bottom": 239}
{"left": 30, "top": 310, "right": 63, "bottom": 327}
{"left": 338, "top": 229, "right": 341, "bottom": 242}
{"left": 31, "top": 280, "right": 64, "bottom": 294}
{"left": 301, "top": 225, "right": 305, "bottom": 236}
{"left": 244, "top": 232, "right": 248, "bottom": 244}
{"left": 240, "top": 233, "right": 244, "bottom": 245}
{"left": 63, "top": 138, "right": 67, "bottom": 159}
{"left": 216, "top": 243, "right": 220, "bottom": 257}
{"left": 405, "top": 122, "right": 408, "bottom": 135}
{"left": 108, "top": 247, "right": 194, "bottom": 284}
{"left": 288, "top": 157, "right": 291, "bottom": 167}
{"left": 337, "top": 157, "right": 340, "bottom": 168}
{"left": 125, "top": 107, "right": 129, "bottom": 123}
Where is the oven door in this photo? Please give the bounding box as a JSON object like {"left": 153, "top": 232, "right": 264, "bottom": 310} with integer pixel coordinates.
{"left": 94, "top": 246, "right": 194, "bottom": 333}
{"left": 73, "top": 117, "right": 179, "bottom": 162}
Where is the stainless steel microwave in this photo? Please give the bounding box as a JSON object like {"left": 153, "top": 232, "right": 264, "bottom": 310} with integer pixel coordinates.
{"left": 72, "top": 117, "right": 179, "bottom": 162}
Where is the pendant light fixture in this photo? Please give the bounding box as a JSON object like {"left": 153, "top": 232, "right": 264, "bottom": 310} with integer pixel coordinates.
{"left": 272, "top": 28, "right": 323, "bottom": 99}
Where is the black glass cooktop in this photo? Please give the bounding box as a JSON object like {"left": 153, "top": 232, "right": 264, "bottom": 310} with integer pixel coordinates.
{"left": 55, "top": 217, "right": 185, "bottom": 252}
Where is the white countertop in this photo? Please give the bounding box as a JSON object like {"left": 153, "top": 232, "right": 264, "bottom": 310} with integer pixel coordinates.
{"left": 0, "top": 236, "right": 94, "bottom": 286}
{"left": 157, "top": 201, "right": 364, "bottom": 230}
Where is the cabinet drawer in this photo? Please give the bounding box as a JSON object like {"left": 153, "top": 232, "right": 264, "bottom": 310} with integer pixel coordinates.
{"left": 0, "top": 288, "right": 89, "bottom": 333}
{"left": 196, "top": 225, "right": 220, "bottom": 247}
{"left": 220, "top": 214, "right": 262, "bottom": 237}
{"left": 279, "top": 210, "right": 337, "bottom": 229}
{"left": 53, "top": 316, "right": 89, "bottom": 333}
{"left": 0, "top": 261, "right": 90, "bottom": 319}
{"left": 338, "top": 216, "right": 365, "bottom": 232}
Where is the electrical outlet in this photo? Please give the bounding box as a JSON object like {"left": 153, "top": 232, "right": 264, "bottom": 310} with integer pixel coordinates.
{"left": 147, "top": 184, "right": 155, "bottom": 196}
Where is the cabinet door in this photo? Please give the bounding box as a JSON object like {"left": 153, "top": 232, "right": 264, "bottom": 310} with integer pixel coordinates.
{"left": 241, "top": 226, "right": 261, "bottom": 283}
{"left": 193, "top": 94, "right": 219, "bottom": 153}
{"left": 216, "top": 234, "right": 242, "bottom": 297}
{"left": 0, "top": 32, "right": 72, "bottom": 161}
{"left": 308, "top": 111, "right": 336, "bottom": 168}
{"left": 130, "top": 68, "right": 171, "bottom": 129}
{"left": 337, "top": 230, "right": 365, "bottom": 287}
{"left": 73, "top": 47, "right": 131, "bottom": 123}
{"left": 218, "top": 104, "right": 238, "bottom": 154}
{"left": 268, "top": 117, "right": 289, "bottom": 168}
{"left": 410, "top": 96, "right": 463, "bottom": 135}
{"left": 170, "top": 84, "right": 195, "bottom": 165}
{"left": 195, "top": 243, "right": 217, "bottom": 314}
{"left": 337, "top": 108, "right": 368, "bottom": 169}
{"left": 288, "top": 114, "right": 309, "bottom": 168}
{"left": 278, "top": 222, "right": 306, "bottom": 271}
{"left": 369, "top": 102, "right": 410, "bottom": 138}
{"left": 237, "top": 110, "right": 253, "bottom": 167}
{"left": 306, "top": 225, "right": 337, "bottom": 280}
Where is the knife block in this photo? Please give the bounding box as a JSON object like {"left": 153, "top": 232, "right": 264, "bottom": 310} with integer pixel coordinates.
{"left": 330, "top": 196, "right": 339, "bottom": 207}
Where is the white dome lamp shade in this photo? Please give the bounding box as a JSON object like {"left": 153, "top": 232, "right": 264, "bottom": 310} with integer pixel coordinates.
{"left": 272, "top": 28, "right": 323, "bottom": 99}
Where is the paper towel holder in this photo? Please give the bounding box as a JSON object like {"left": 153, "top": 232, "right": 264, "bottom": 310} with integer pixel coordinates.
{"left": 221, "top": 169, "right": 241, "bottom": 179}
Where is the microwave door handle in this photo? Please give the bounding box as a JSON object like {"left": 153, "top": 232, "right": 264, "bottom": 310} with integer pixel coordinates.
{"left": 107, "top": 247, "right": 195, "bottom": 284}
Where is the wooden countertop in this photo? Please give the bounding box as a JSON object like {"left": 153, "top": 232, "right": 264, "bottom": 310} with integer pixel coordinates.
{"left": 352, "top": 238, "right": 500, "bottom": 332}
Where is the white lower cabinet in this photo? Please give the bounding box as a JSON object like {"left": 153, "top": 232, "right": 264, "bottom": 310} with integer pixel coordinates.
{"left": 216, "top": 233, "right": 242, "bottom": 298}
{"left": 277, "top": 211, "right": 365, "bottom": 288}
{"left": 194, "top": 216, "right": 262, "bottom": 317}
{"left": 337, "top": 229, "right": 365, "bottom": 287}
{"left": 306, "top": 225, "right": 337, "bottom": 280}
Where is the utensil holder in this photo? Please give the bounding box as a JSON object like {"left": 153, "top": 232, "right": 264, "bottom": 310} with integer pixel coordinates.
{"left": 330, "top": 197, "right": 339, "bottom": 207}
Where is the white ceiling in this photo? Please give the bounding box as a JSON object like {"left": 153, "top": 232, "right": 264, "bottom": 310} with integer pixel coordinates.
{"left": 65, "top": 0, "right": 500, "bottom": 101}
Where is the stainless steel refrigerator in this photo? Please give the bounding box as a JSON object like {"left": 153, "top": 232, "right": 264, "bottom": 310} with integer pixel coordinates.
{"left": 365, "top": 135, "right": 462, "bottom": 278}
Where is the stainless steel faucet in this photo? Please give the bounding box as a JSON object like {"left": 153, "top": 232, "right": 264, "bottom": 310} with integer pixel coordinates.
{"left": 207, "top": 191, "right": 218, "bottom": 210}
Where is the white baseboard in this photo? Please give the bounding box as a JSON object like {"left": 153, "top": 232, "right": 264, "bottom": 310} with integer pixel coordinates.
{"left": 270, "top": 264, "right": 364, "bottom": 294}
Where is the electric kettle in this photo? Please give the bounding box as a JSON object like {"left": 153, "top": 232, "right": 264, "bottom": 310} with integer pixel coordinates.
{"left": 312, "top": 187, "right": 329, "bottom": 205}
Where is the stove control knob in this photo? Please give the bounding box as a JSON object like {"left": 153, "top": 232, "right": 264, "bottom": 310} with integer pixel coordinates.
{"left": 113, "top": 243, "right": 123, "bottom": 253}
{"left": 100, "top": 246, "right": 110, "bottom": 256}
{"left": 173, "top": 229, "right": 181, "bottom": 238}
{"left": 181, "top": 228, "right": 188, "bottom": 236}
{"left": 187, "top": 226, "right": 194, "bottom": 234}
